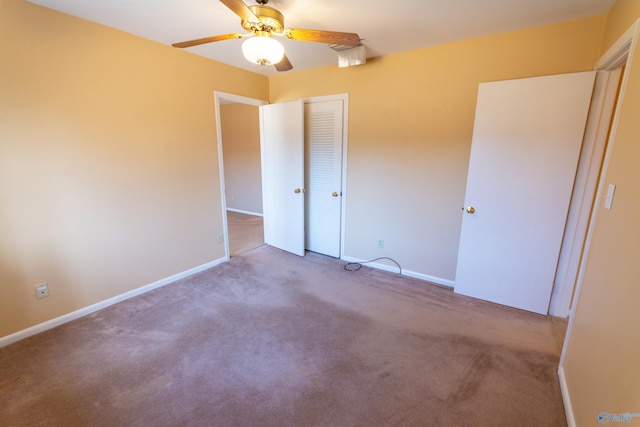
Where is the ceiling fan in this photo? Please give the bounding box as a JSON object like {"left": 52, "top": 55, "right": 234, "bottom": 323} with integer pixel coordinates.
{"left": 172, "top": 0, "right": 361, "bottom": 72}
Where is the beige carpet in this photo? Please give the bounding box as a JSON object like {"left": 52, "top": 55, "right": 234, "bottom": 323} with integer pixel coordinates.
{"left": 0, "top": 246, "right": 567, "bottom": 426}
{"left": 227, "top": 211, "right": 264, "bottom": 257}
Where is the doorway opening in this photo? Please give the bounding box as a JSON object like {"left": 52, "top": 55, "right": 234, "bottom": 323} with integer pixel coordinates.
{"left": 214, "top": 92, "right": 268, "bottom": 259}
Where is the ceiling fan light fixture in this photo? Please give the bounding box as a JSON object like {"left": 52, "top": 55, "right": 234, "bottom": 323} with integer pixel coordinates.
{"left": 172, "top": 0, "right": 361, "bottom": 72}
{"left": 242, "top": 35, "right": 284, "bottom": 66}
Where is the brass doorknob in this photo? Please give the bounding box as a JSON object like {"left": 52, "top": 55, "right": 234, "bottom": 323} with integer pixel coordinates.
{"left": 332, "top": 192, "right": 339, "bottom": 197}
{"left": 294, "top": 188, "right": 301, "bottom": 194}
{"left": 466, "top": 206, "right": 475, "bottom": 214}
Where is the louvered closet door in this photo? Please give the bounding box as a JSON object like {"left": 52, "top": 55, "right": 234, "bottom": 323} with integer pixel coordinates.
{"left": 305, "top": 100, "right": 343, "bottom": 258}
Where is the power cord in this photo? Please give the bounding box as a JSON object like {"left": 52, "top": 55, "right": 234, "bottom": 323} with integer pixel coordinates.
{"left": 344, "top": 257, "right": 402, "bottom": 275}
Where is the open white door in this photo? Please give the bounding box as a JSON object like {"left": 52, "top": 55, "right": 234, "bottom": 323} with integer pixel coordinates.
{"left": 260, "top": 100, "right": 305, "bottom": 256}
{"left": 455, "top": 72, "right": 596, "bottom": 314}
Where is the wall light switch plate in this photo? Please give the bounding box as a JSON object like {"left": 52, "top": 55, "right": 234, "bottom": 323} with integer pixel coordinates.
{"left": 604, "top": 184, "right": 616, "bottom": 211}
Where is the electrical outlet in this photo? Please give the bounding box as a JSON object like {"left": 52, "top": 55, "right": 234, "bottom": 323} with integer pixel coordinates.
{"left": 35, "top": 283, "right": 49, "bottom": 299}
{"left": 216, "top": 234, "right": 223, "bottom": 244}
{"left": 377, "top": 239, "right": 384, "bottom": 249}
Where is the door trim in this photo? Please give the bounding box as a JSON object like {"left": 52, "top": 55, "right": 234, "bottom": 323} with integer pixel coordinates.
{"left": 214, "top": 91, "right": 268, "bottom": 261}
{"left": 558, "top": 19, "right": 639, "bottom": 427}
{"left": 302, "top": 94, "right": 349, "bottom": 258}
{"left": 549, "top": 69, "right": 622, "bottom": 316}
{"left": 551, "top": 22, "right": 639, "bottom": 317}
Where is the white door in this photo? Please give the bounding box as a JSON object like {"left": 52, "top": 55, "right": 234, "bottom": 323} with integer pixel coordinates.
{"left": 454, "top": 72, "right": 596, "bottom": 314}
{"left": 305, "top": 100, "right": 344, "bottom": 258}
{"left": 260, "top": 100, "right": 305, "bottom": 256}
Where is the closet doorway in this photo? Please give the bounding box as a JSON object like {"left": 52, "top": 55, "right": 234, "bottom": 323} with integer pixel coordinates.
{"left": 261, "top": 95, "right": 348, "bottom": 258}
{"left": 215, "top": 92, "right": 348, "bottom": 260}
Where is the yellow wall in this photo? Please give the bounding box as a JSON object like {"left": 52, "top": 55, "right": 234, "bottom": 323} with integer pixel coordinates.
{"left": 600, "top": 0, "right": 640, "bottom": 53}
{"left": 2, "top": 16, "right": 628, "bottom": 427}
{"left": 0, "top": 0, "right": 267, "bottom": 337}
{"left": 221, "top": 103, "right": 262, "bottom": 213}
{"left": 270, "top": 16, "right": 605, "bottom": 281}
{"left": 3, "top": 0, "right": 636, "bottom": 421}
{"left": 562, "top": 0, "right": 640, "bottom": 425}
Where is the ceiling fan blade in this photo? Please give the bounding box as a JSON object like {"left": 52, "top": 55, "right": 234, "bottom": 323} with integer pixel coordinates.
{"left": 220, "top": 0, "right": 259, "bottom": 23}
{"left": 283, "top": 28, "right": 360, "bottom": 46}
{"left": 275, "top": 54, "right": 293, "bottom": 72}
{"left": 172, "top": 33, "right": 243, "bottom": 48}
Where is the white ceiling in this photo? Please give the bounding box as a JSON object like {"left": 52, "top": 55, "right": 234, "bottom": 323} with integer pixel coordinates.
{"left": 27, "top": 0, "right": 615, "bottom": 76}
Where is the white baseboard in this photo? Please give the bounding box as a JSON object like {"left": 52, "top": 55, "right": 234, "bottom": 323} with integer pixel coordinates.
{"left": 341, "top": 255, "right": 455, "bottom": 288}
{"left": 0, "top": 257, "right": 226, "bottom": 349}
{"left": 226, "top": 208, "right": 263, "bottom": 217}
{"left": 558, "top": 366, "right": 576, "bottom": 427}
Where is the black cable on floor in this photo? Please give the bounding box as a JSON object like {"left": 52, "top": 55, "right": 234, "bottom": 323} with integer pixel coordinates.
{"left": 344, "top": 257, "right": 402, "bottom": 275}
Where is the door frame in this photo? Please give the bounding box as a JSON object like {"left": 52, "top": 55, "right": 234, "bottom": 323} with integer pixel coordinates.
{"left": 551, "top": 24, "right": 639, "bottom": 317}
{"left": 549, "top": 70, "right": 622, "bottom": 316}
{"left": 301, "top": 93, "right": 350, "bottom": 258}
{"left": 214, "top": 91, "right": 268, "bottom": 261}
{"left": 558, "top": 19, "right": 639, "bottom": 426}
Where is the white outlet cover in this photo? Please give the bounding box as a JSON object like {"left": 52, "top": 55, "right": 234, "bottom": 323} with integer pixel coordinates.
{"left": 35, "top": 283, "right": 49, "bottom": 299}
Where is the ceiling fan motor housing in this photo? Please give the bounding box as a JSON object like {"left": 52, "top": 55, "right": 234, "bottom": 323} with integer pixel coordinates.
{"left": 242, "top": 5, "right": 284, "bottom": 34}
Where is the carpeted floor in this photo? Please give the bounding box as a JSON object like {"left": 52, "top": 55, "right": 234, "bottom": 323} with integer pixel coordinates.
{"left": 0, "top": 246, "right": 567, "bottom": 426}
{"left": 227, "top": 211, "right": 264, "bottom": 257}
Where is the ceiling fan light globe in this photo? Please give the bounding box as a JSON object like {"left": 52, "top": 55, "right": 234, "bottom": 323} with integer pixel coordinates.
{"left": 242, "top": 36, "right": 284, "bottom": 66}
